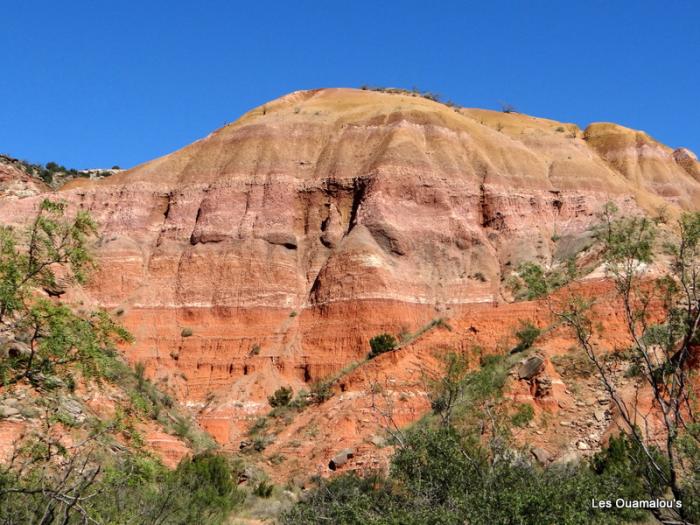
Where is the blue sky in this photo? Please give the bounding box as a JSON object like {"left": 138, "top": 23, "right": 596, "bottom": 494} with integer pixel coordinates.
{"left": 1, "top": 0, "right": 698, "bottom": 169}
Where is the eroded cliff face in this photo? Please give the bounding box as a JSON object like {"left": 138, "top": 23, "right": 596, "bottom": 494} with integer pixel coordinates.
{"left": 1, "top": 88, "right": 699, "bottom": 472}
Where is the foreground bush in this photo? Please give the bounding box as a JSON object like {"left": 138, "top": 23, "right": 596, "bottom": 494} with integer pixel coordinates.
{"left": 0, "top": 452, "right": 243, "bottom": 524}
{"left": 283, "top": 426, "right": 649, "bottom": 525}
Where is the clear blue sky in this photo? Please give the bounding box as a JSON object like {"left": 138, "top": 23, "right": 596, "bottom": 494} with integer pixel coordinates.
{"left": 1, "top": 0, "right": 698, "bottom": 169}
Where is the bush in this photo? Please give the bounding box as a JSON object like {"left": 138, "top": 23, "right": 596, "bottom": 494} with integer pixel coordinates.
{"left": 514, "top": 262, "right": 549, "bottom": 300}
{"left": 511, "top": 321, "right": 542, "bottom": 353}
{"left": 253, "top": 480, "right": 274, "bottom": 498}
{"left": 310, "top": 381, "right": 333, "bottom": 404}
{"left": 268, "top": 386, "right": 293, "bottom": 408}
{"left": 510, "top": 403, "right": 535, "bottom": 427}
{"left": 282, "top": 426, "right": 649, "bottom": 525}
{"left": 181, "top": 327, "right": 193, "bottom": 337}
{"left": 368, "top": 333, "right": 397, "bottom": 359}
{"left": 0, "top": 450, "right": 244, "bottom": 525}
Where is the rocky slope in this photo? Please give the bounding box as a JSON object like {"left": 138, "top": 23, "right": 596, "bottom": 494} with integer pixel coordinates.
{"left": 1, "top": 88, "right": 698, "bottom": 478}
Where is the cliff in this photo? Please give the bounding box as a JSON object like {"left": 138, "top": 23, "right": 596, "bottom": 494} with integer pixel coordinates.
{"left": 1, "top": 88, "right": 698, "bottom": 477}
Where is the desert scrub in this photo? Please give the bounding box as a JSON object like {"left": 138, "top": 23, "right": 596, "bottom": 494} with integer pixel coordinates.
{"left": 511, "top": 321, "right": 542, "bottom": 354}
{"left": 510, "top": 403, "right": 535, "bottom": 427}
{"left": 368, "top": 333, "right": 397, "bottom": 359}
{"left": 268, "top": 386, "right": 293, "bottom": 408}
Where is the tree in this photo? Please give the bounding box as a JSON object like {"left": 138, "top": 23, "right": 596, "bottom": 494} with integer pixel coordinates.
{"left": 553, "top": 204, "right": 700, "bottom": 524}
{"left": 0, "top": 199, "right": 131, "bottom": 387}
{"left": 0, "top": 200, "right": 241, "bottom": 524}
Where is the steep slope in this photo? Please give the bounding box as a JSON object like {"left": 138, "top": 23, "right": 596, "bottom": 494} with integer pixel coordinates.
{"left": 1, "top": 88, "right": 698, "bottom": 470}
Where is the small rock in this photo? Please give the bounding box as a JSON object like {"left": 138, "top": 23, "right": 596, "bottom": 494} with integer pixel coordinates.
{"left": 531, "top": 447, "right": 552, "bottom": 465}
{"left": 518, "top": 356, "right": 545, "bottom": 380}
{"left": 0, "top": 340, "right": 31, "bottom": 359}
{"left": 369, "top": 435, "right": 386, "bottom": 448}
{"left": 559, "top": 420, "right": 571, "bottom": 427}
{"left": 576, "top": 440, "right": 590, "bottom": 450}
{"left": 329, "top": 448, "right": 354, "bottom": 470}
{"left": 61, "top": 399, "right": 83, "bottom": 416}
{"left": 594, "top": 410, "right": 606, "bottom": 422}
{"left": 0, "top": 405, "right": 20, "bottom": 418}
{"left": 554, "top": 451, "right": 581, "bottom": 465}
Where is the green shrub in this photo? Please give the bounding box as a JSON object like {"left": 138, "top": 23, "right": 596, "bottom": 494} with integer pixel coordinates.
{"left": 512, "top": 321, "right": 542, "bottom": 353}
{"left": 290, "top": 389, "right": 310, "bottom": 409}
{"left": 511, "top": 403, "right": 535, "bottom": 427}
{"left": 368, "top": 333, "right": 397, "bottom": 359}
{"left": 310, "top": 381, "right": 333, "bottom": 403}
{"left": 514, "top": 262, "right": 549, "bottom": 299}
{"left": 253, "top": 480, "right": 274, "bottom": 498}
{"left": 268, "top": 386, "right": 293, "bottom": 408}
{"left": 282, "top": 426, "right": 649, "bottom": 525}
{"left": 181, "top": 327, "right": 193, "bottom": 337}
{"left": 0, "top": 449, "right": 243, "bottom": 524}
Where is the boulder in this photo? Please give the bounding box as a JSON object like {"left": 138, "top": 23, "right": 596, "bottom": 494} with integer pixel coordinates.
{"left": 0, "top": 340, "right": 31, "bottom": 359}
{"left": 60, "top": 398, "right": 86, "bottom": 423}
{"left": 0, "top": 405, "right": 20, "bottom": 418}
{"left": 328, "top": 448, "right": 354, "bottom": 470}
{"left": 531, "top": 447, "right": 552, "bottom": 465}
{"left": 518, "top": 356, "right": 545, "bottom": 380}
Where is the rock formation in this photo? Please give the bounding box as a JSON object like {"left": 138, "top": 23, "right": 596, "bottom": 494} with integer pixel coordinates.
{"left": 1, "top": 88, "right": 698, "bottom": 477}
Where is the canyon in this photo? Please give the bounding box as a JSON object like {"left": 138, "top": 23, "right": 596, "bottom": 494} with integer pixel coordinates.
{"left": 1, "top": 87, "right": 699, "bottom": 480}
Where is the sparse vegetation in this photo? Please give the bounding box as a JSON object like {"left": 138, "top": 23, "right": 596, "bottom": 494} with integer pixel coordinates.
{"left": 253, "top": 480, "right": 274, "bottom": 498}
{"left": 2, "top": 155, "right": 116, "bottom": 186}
{"left": 552, "top": 204, "right": 700, "bottom": 524}
{"left": 283, "top": 348, "right": 648, "bottom": 525}
{"left": 309, "top": 380, "right": 333, "bottom": 404}
{"left": 508, "top": 258, "right": 577, "bottom": 301}
{"left": 181, "top": 327, "right": 193, "bottom": 337}
{"left": 511, "top": 403, "right": 535, "bottom": 427}
{"left": 359, "top": 85, "right": 443, "bottom": 103}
